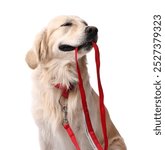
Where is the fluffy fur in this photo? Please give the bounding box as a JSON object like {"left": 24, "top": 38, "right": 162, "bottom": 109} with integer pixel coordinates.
{"left": 26, "top": 16, "right": 126, "bottom": 150}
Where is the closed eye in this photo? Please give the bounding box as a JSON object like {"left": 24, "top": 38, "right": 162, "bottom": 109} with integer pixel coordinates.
{"left": 61, "top": 22, "right": 72, "bottom": 27}
{"left": 82, "top": 21, "right": 88, "bottom": 26}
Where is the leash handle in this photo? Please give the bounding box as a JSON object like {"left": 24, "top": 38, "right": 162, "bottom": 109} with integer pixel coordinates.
{"left": 60, "top": 43, "right": 108, "bottom": 150}
{"left": 75, "top": 47, "right": 103, "bottom": 150}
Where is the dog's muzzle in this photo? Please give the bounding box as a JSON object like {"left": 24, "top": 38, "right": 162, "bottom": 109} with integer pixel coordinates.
{"left": 59, "top": 26, "right": 98, "bottom": 52}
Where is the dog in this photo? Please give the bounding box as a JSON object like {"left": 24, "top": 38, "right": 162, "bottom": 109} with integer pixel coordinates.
{"left": 26, "top": 16, "right": 126, "bottom": 150}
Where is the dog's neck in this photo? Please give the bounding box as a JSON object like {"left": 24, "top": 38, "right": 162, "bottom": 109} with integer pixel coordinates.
{"left": 33, "top": 55, "right": 91, "bottom": 130}
{"left": 38, "top": 56, "right": 88, "bottom": 89}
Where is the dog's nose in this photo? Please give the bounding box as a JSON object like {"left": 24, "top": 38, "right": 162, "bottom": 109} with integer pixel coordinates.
{"left": 85, "top": 26, "right": 98, "bottom": 35}
{"left": 85, "top": 26, "right": 98, "bottom": 42}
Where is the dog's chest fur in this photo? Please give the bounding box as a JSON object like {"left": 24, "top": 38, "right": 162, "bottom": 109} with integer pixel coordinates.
{"left": 32, "top": 68, "right": 102, "bottom": 150}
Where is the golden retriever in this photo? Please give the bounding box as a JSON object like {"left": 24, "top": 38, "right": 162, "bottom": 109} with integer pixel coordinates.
{"left": 26, "top": 16, "right": 126, "bottom": 150}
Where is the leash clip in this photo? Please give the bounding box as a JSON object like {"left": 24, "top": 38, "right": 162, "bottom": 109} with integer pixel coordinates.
{"left": 62, "top": 105, "right": 69, "bottom": 125}
{"left": 59, "top": 98, "right": 69, "bottom": 125}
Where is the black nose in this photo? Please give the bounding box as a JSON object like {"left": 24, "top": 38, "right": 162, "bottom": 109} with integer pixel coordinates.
{"left": 85, "top": 26, "right": 98, "bottom": 35}
{"left": 85, "top": 26, "right": 98, "bottom": 42}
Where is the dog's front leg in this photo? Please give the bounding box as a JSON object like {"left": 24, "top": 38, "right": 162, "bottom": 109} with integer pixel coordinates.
{"left": 39, "top": 131, "right": 53, "bottom": 150}
{"left": 108, "top": 137, "right": 127, "bottom": 150}
{"left": 104, "top": 108, "right": 127, "bottom": 150}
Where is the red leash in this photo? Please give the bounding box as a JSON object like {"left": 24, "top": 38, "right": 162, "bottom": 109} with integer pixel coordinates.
{"left": 75, "top": 42, "right": 108, "bottom": 150}
{"left": 55, "top": 42, "right": 108, "bottom": 150}
{"left": 92, "top": 42, "right": 108, "bottom": 150}
{"left": 63, "top": 124, "right": 81, "bottom": 150}
{"left": 75, "top": 47, "right": 103, "bottom": 150}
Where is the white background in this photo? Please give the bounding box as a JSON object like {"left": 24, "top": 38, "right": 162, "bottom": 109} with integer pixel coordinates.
{"left": 0, "top": 0, "right": 164, "bottom": 149}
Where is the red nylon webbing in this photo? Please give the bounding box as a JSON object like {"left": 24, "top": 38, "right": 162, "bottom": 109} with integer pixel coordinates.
{"left": 63, "top": 124, "right": 81, "bottom": 150}
{"left": 61, "top": 43, "right": 108, "bottom": 150}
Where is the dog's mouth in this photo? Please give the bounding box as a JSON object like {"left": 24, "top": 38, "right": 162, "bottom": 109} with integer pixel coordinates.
{"left": 59, "top": 41, "right": 93, "bottom": 52}
{"left": 59, "top": 26, "right": 98, "bottom": 52}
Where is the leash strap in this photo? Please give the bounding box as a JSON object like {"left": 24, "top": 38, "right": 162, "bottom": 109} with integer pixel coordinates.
{"left": 63, "top": 124, "right": 81, "bottom": 150}
{"left": 56, "top": 43, "right": 108, "bottom": 150}
{"left": 55, "top": 84, "right": 80, "bottom": 150}
{"left": 75, "top": 42, "right": 108, "bottom": 150}
{"left": 92, "top": 42, "right": 108, "bottom": 150}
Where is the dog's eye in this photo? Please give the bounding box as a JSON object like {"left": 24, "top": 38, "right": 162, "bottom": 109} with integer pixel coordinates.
{"left": 61, "top": 22, "right": 72, "bottom": 27}
{"left": 82, "top": 21, "right": 88, "bottom": 26}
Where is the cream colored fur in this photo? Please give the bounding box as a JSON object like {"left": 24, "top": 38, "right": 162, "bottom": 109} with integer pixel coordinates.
{"left": 26, "top": 16, "right": 126, "bottom": 150}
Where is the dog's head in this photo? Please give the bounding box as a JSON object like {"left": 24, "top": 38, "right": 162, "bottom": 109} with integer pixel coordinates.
{"left": 26, "top": 16, "right": 98, "bottom": 69}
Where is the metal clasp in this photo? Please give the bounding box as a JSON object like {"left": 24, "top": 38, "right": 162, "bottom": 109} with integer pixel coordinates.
{"left": 59, "top": 97, "right": 69, "bottom": 125}
{"left": 62, "top": 105, "right": 68, "bottom": 125}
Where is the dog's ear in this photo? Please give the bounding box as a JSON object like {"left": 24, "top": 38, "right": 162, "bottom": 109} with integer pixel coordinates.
{"left": 25, "top": 50, "right": 38, "bottom": 69}
{"left": 25, "top": 30, "right": 48, "bottom": 69}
